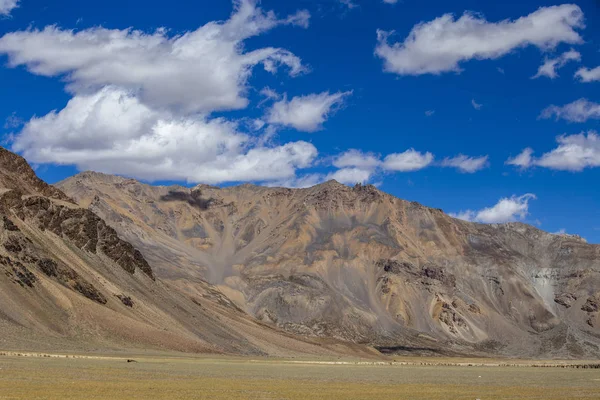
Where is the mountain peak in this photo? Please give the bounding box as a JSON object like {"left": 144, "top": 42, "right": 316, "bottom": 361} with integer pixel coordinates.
{"left": 0, "top": 147, "right": 73, "bottom": 202}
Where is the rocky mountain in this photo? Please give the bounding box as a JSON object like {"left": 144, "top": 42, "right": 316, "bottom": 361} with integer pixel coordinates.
{"left": 0, "top": 147, "right": 373, "bottom": 358}
{"left": 57, "top": 171, "right": 600, "bottom": 358}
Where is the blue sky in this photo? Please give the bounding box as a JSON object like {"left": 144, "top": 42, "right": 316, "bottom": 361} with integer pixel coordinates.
{"left": 0, "top": 0, "right": 599, "bottom": 242}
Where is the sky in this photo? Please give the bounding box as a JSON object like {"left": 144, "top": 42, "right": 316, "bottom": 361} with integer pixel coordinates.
{"left": 0, "top": 0, "right": 599, "bottom": 242}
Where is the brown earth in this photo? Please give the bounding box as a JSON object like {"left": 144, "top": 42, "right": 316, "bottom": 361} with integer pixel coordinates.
{"left": 54, "top": 171, "right": 600, "bottom": 358}
{"left": 0, "top": 147, "right": 379, "bottom": 359}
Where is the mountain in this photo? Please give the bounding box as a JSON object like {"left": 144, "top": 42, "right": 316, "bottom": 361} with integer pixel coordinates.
{"left": 0, "top": 147, "right": 375, "bottom": 358}
{"left": 57, "top": 171, "right": 600, "bottom": 358}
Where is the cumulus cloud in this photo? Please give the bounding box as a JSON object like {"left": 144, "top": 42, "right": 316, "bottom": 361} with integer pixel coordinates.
{"left": 0, "top": 0, "right": 18, "bottom": 16}
{"left": 333, "top": 149, "right": 381, "bottom": 169}
{"left": 375, "top": 4, "right": 584, "bottom": 76}
{"left": 266, "top": 173, "right": 324, "bottom": 189}
{"left": 0, "top": 0, "right": 310, "bottom": 113}
{"left": 268, "top": 167, "right": 374, "bottom": 188}
{"left": 425, "top": 110, "right": 435, "bottom": 116}
{"left": 329, "top": 149, "right": 487, "bottom": 184}
{"left": 538, "top": 133, "right": 600, "bottom": 171}
{"left": 471, "top": 99, "right": 483, "bottom": 110}
{"left": 327, "top": 167, "right": 373, "bottom": 185}
{"left": 1, "top": 1, "right": 338, "bottom": 185}
{"left": 11, "top": 87, "right": 318, "bottom": 184}
{"left": 382, "top": 149, "right": 434, "bottom": 172}
{"left": 506, "top": 147, "right": 534, "bottom": 169}
{"left": 575, "top": 66, "right": 600, "bottom": 82}
{"left": 532, "top": 49, "right": 580, "bottom": 79}
{"left": 451, "top": 194, "right": 537, "bottom": 224}
{"left": 272, "top": 147, "right": 488, "bottom": 188}
{"left": 383, "top": 0, "right": 399, "bottom": 4}
{"left": 328, "top": 149, "right": 381, "bottom": 185}
{"left": 540, "top": 99, "right": 600, "bottom": 123}
{"left": 508, "top": 131, "right": 600, "bottom": 172}
{"left": 441, "top": 155, "right": 489, "bottom": 173}
{"left": 266, "top": 91, "right": 351, "bottom": 132}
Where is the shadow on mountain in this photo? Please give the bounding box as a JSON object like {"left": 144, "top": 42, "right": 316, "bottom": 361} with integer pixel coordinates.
{"left": 160, "top": 190, "right": 213, "bottom": 211}
{"left": 375, "top": 346, "right": 444, "bottom": 355}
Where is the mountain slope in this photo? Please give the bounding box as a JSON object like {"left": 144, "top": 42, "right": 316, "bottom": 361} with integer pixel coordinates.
{"left": 0, "top": 148, "right": 373, "bottom": 358}
{"left": 58, "top": 172, "right": 600, "bottom": 358}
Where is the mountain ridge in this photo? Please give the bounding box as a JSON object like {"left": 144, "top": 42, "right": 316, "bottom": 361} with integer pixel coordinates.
{"left": 66, "top": 171, "right": 591, "bottom": 243}
{"left": 58, "top": 170, "right": 600, "bottom": 358}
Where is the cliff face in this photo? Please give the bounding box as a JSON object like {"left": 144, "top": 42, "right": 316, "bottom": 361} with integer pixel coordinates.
{"left": 0, "top": 148, "right": 369, "bottom": 358}
{"left": 58, "top": 173, "right": 600, "bottom": 358}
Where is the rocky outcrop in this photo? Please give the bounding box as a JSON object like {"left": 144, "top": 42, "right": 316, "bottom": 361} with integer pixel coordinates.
{"left": 1, "top": 256, "right": 37, "bottom": 288}
{"left": 2, "top": 195, "right": 153, "bottom": 280}
{"left": 555, "top": 293, "right": 577, "bottom": 308}
{"left": 0, "top": 148, "right": 73, "bottom": 203}
{"left": 582, "top": 296, "right": 599, "bottom": 313}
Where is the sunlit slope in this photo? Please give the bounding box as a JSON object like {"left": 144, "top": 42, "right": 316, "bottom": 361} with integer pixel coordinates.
{"left": 59, "top": 171, "right": 600, "bottom": 358}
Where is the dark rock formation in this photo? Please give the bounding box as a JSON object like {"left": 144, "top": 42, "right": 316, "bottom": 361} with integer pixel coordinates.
{"left": 117, "top": 295, "right": 134, "bottom": 307}
{"left": 555, "top": 293, "right": 577, "bottom": 308}
{"left": 582, "top": 296, "right": 599, "bottom": 313}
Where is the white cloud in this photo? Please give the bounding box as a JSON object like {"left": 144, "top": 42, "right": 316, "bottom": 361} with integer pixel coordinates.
{"left": 506, "top": 147, "right": 534, "bottom": 169}
{"left": 532, "top": 49, "right": 580, "bottom": 79}
{"left": 441, "top": 155, "right": 489, "bottom": 173}
{"left": 383, "top": 0, "right": 399, "bottom": 4}
{"left": 327, "top": 167, "right": 373, "bottom": 185}
{"left": 425, "top": 110, "right": 435, "bottom": 116}
{"left": 330, "top": 149, "right": 487, "bottom": 183}
{"left": 266, "top": 173, "right": 324, "bottom": 189}
{"left": 2, "top": 1, "right": 335, "bottom": 186}
{"left": 11, "top": 87, "right": 318, "bottom": 184}
{"left": 538, "top": 132, "right": 600, "bottom": 171}
{"left": 575, "top": 66, "right": 600, "bottom": 82}
{"left": 266, "top": 91, "right": 351, "bottom": 132}
{"left": 0, "top": 0, "right": 310, "bottom": 113}
{"left": 268, "top": 166, "right": 373, "bottom": 188}
{"left": 451, "top": 194, "right": 536, "bottom": 224}
{"left": 506, "top": 132, "right": 600, "bottom": 172}
{"left": 375, "top": 4, "right": 584, "bottom": 76}
{"left": 471, "top": 99, "right": 483, "bottom": 110}
{"left": 328, "top": 149, "right": 381, "bottom": 185}
{"left": 540, "top": 98, "right": 600, "bottom": 123}
{"left": 382, "top": 149, "right": 434, "bottom": 172}
{"left": 272, "top": 147, "right": 488, "bottom": 187}
{"left": 0, "top": 0, "right": 18, "bottom": 16}
{"left": 333, "top": 149, "right": 380, "bottom": 169}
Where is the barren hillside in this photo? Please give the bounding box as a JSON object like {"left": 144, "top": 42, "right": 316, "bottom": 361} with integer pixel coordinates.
{"left": 58, "top": 171, "right": 600, "bottom": 358}
{"left": 0, "top": 147, "right": 373, "bottom": 358}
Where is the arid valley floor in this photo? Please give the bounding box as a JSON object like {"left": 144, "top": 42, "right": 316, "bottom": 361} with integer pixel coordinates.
{"left": 0, "top": 353, "right": 599, "bottom": 400}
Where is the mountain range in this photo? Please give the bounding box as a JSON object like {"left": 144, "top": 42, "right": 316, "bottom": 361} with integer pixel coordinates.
{"left": 57, "top": 169, "right": 600, "bottom": 358}
{"left": 0, "top": 145, "right": 598, "bottom": 358}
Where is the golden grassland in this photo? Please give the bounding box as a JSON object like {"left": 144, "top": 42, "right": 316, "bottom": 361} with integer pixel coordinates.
{"left": 0, "top": 353, "right": 599, "bottom": 400}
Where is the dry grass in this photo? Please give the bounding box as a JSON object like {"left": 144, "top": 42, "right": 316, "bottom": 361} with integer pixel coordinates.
{"left": 0, "top": 355, "right": 599, "bottom": 399}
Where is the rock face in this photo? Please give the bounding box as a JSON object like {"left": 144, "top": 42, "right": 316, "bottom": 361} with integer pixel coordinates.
{"left": 0, "top": 147, "right": 372, "bottom": 358}
{"left": 57, "top": 174, "right": 600, "bottom": 358}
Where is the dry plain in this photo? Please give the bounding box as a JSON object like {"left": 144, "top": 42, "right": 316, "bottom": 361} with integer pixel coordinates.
{"left": 1, "top": 353, "right": 600, "bottom": 400}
